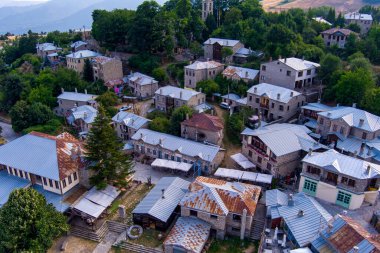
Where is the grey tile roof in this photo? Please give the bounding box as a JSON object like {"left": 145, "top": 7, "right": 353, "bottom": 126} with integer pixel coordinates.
{"left": 345, "top": 12, "right": 373, "bottom": 21}
{"left": 128, "top": 72, "right": 157, "bottom": 86}
{"left": 302, "top": 149, "right": 380, "bottom": 180}
{"left": 70, "top": 105, "right": 97, "bottom": 124}
{"left": 132, "top": 177, "right": 190, "bottom": 222}
{"left": 222, "top": 66, "right": 259, "bottom": 80}
{"left": 265, "top": 189, "right": 288, "bottom": 207}
{"left": 132, "top": 129, "right": 220, "bottom": 162}
{"left": 155, "top": 85, "right": 201, "bottom": 101}
{"left": 66, "top": 50, "right": 100, "bottom": 59}
{"left": 58, "top": 92, "right": 97, "bottom": 102}
{"left": 185, "top": 60, "right": 223, "bottom": 70}
{"left": 274, "top": 192, "right": 332, "bottom": 247}
{"left": 247, "top": 83, "right": 303, "bottom": 103}
{"left": 164, "top": 216, "right": 211, "bottom": 253}
{"left": 318, "top": 106, "right": 380, "bottom": 132}
{"left": 241, "top": 124, "right": 326, "bottom": 156}
{"left": 112, "top": 112, "right": 150, "bottom": 130}
{"left": 203, "top": 38, "right": 241, "bottom": 47}
{"left": 278, "top": 57, "right": 320, "bottom": 71}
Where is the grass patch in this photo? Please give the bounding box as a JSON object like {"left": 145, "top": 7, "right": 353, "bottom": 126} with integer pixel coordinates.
{"left": 109, "top": 199, "right": 122, "bottom": 214}
{"left": 128, "top": 228, "right": 163, "bottom": 248}
{"left": 208, "top": 237, "right": 255, "bottom": 253}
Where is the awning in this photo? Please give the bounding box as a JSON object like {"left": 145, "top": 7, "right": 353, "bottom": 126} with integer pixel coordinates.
{"left": 151, "top": 158, "right": 193, "bottom": 172}
{"left": 214, "top": 168, "right": 273, "bottom": 184}
{"left": 231, "top": 153, "right": 256, "bottom": 169}
{"left": 304, "top": 119, "right": 317, "bottom": 129}
{"left": 214, "top": 168, "right": 244, "bottom": 180}
{"left": 309, "top": 132, "right": 321, "bottom": 139}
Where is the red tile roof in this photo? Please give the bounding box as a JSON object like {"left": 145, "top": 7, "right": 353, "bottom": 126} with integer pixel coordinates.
{"left": 181, "top": 113, "right": 224, "bottom": 132}
{"left": 30, "top": 132, "right": 85, "bottom": 180}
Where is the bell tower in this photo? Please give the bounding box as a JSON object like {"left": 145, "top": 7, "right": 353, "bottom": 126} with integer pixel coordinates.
{"left": 202, "top": 0, "right": 213, "bottom": 21}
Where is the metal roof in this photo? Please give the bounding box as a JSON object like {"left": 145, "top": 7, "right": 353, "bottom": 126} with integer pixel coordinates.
{"left": 181, "top": 176, "right": 261, "bottom": 216}
{"left": 345, "top": 12, "right": 373, "bottom": 21}
{"left": 278, "top": 57, "right": 320, "bottom": 71}
{"left": 241, "top": 124, "right": 326, "bottom": 156}
{"left": 132, "top": 177, "right": 190, "bottom": 222}
{"left": 0, "top": 170, "right": 30, "bottom": 207}
{"left": 222, "top": 93, "right": 241, "bottom": 101}
{"left": 214, "top": 168, "right": 272, "bottom": 184}
{"left": 247, "top": 83, "right": 303, "bottom": 103}
{"left": 37, "top": 42, "right": 62, "bottom": 51}
{"left": 231, "top": 153, "right": 256, "bottom": 169}
{"left": 66, "top": 50, "right": 100, "bottom": 59}
{"left": 312, "top": 17, "right": 332, "bottom": 25}
{"left": 69, "top": 105, "right": 97, "bottom": 124}
{"left": 303, "top": 149, "right": 380, "bottom": 180}
{"left": 58, "top": 91, "right": 97, "bottom": 102}
{"left": 275, "top": 192, "right": 332, "bottom": 247}
{"left": 203, "top": 38, "right": 241, "bottom": 47}
{"left": 318, "top": 106, "right": 380, "bottom": 132}
{"left": 265, "top": 189, "right": 288, "bottom": 207}
{"left": 164, "top": 216, "right": 211, "bottom": 253}
{"left": 156, "top": 85, "right": 201, "bottom": 101}
{"left": 151, "top": 159, "right": 193, "bottom": 172}
{"left": 222, "top": 66, "right": 259, "bottom": 80}
{"left": 132, "top": 129, "right": 220, "bottom": 162}
{"left": 185, "top": 60, "right": 223, "bottom": 70}
{"left": 128, "top": 72, "right": 157, "bottom": 86}
{"left": 112, "top": 111, "right": 150, "bottom": 130}
{"left": 301, "top": 102, "right": 334, "bottom": 112}
{"left": 71, "top": 41, "right": 87, "bottom": 49}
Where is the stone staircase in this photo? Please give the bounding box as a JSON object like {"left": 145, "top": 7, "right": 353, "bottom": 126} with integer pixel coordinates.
{"left": 70, "top": 222, "right": 109, "bottom": 242}
{"left": 250, "top": 218, "right": 265, "bottom": 240}
{"left": 114, "top": 241, "right": 163, "bottom": 253}
{"left": 108, "top": 220, "right": 128, "bottom": 233}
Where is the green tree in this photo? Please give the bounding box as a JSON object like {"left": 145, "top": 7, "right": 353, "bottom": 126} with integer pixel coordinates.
{"left": 0, "top": 188, "right": 68, "bottom": 252}
{"left": 196, "top": 79, "right": 220, "bottom": 97}
{"left": 149, "top": 117, "right": 171, "bottom": 133}
{"left": 9, "top": 100, "right": 30, "bottom": 132}
{"left": 28, "top": 102, "right": 54, "bottom": 126}
{"left": 152, "top": 67, "right": 168, "bottom": 83}
{"left": 96, "top": 91, "right": 119, "bottom": 116}
{"left": 347, "top": 23, "right": 361, "bottom": 33}
{"left": 27, "top": 85, "right": 56, "bottom": 108}
{"left": 362, "top": 88, "right": 380, "bottom": 115}
{"left": 318, "top": 53, "right": 342, "bottom": 86}
{"left": 0, "top": 73, "right": 24, "bottom": 112}
{"left": 85, "top": 106, "right": 133, "bottom": 189}
{"left": 222, "top": 47, "right": 234, "bottom": 63}
{"left": 83, "top": 59, "right": 94, "bottom": 82}
{"left": 189, "top": 41, "right": 204, "bottom": 59}
{"left": 170, "top": 105, "right": 193, "bottom": 136}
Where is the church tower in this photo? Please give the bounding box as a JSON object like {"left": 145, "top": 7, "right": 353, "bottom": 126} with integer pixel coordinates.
{"left": 202, "top": 0, "right": 213, "bottom": 21}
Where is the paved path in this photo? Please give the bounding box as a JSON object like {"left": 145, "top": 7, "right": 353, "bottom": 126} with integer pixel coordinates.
{"left": 0, "top": 122, "right": 18, "bottom": 142}
{"left": 92, "top": 231, "right": 119, "bottom": 253}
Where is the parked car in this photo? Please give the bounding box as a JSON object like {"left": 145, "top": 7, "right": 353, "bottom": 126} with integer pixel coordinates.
{"left": 119, "top": 105, "right": 132, "bottom": 112}
{"left": 220, "top": 102, "right": 230, "bottom": 110}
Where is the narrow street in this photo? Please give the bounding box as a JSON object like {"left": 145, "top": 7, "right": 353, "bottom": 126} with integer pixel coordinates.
{"left": 0, "top": 122, "right": 18, "bottom": 142}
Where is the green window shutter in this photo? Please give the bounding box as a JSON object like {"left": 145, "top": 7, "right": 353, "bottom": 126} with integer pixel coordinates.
{"left": 303, "top": 179, "right": 317, "bottom": 196}
{"left": 336, "top": 191, "right": 351, "bottom": 209}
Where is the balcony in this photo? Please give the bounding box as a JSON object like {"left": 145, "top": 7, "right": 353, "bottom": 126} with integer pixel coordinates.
{"left": 260, "top": 103, "right": 269, "bottom": 109}
{"left": 248, "top": 144, "right": 268, "bottom": 158}
{"left": 320, "top": 177, "right": 337, "bottom": 186}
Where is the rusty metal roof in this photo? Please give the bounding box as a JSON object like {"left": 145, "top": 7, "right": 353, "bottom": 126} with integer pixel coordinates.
{"left": 180, "top": 176, "right": 261, "bottom": 216}
{"left": 181, "top": 113, "right": 224, "bottom": 132}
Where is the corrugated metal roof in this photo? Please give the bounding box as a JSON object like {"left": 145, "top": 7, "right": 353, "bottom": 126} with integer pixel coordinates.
{"left": 265, "top": 189, "right": 288, "bottom": 207}
{"left": 345, "top": 12, "right": 373, "bottom": 21}
{"left": 222, "top": 93, "right": 241, "bottom": 101}
{"left": 128, "top": 72, "right": 157, "bottom": 86}
{"left": 222, "top": 66, "right": 259, "bottom": 80}
{"left": 203, "top": 38, "right": 241, "bottom": 47}
{"left": 275, "top": 192, "right": 332, "bottom": 247}
{"left": 302, "top": 149, "right": 380, "bottom": 180}
{"left": 132, "top": 129, "right": 220, "bottom": 162}
{"left": 301, "top": 103, "right": 334, "bottom": 112}
{"left": 151, "top": 159, "right": 193, "bottom": 172}
{"left": 71, "top": 41, "right": 87, "bottom": 49}
{"left": 231, "top": 153, "right": 255, "bottom": 169}
{"left": 155, "top": 85, "right": 201, "bottom": 101}
{"left": 66, "top": 50, "right": 100, "bottom": 59}
{"left": 241, "top": 124, "right": 326, "bottom": 156}
{"left": 58, "top": 91, "right": 97, "bottom": 102}
{"left": 181, "top": 176, "right": 261, "bottom": 216}
{"left": 247, "top": 83, "right": 303, "bottom": 103}
{"left": 0, "top": 170, "right": 30, "bottom": 207}
{"left": 214, "top": 168, "right": 272, "bottom": 184}
{"left": 70, "top": 105, "right": 97, "bottom": 124}
{"left": 318, "top": 106, "right": 380, "bottom": 132}
{"left": 278, "top": 57, "right": 320, "bottom": 71}
{"left": 132, "top": 177, "right": 190, "bottom": 222}
{"left": 112, "top": 111, "right": 150, "bottom": 130}
{"left": 164, "top": 216, "right": 211, "bottom": 253}
{"left": 185, "top": 60, "right": 223, "bottom": 70}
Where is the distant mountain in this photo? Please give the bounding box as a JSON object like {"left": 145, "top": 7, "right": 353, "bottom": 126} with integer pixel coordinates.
{"left": 0, "top": 0, "right": 167, "bottom": 34}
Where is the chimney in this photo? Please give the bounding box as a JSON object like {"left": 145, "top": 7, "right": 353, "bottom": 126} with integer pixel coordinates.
{"left": 61, "top": 88, "right": 64, "bottom": 94}
{"left": 83, "top": 111, "right": 88, "bottom": 118}
{"left": 336, "top": 103, "right": 340, "bottom": 107}
{"left": 160, "top": 88, "right": 163, "bottom": 95}
{"left": 366, "top": 165, "right": 371, "bottom": 174}
{"left": 290, "top": 91, "right": 294, "bottom": 97}
{"left": 240, "top": 209, "right": 247, "bottom": 240}
{"left": 309, "top": 148, "right": 313, "bottom": 156}
{"left": 288, "top": 194, "right": 294, "bottom": 206}
{"left": 352, "top": 103, "right": 357, "bottom": 108}
{"left": 132, "top": 118, "right": 135, "bottom": 125}
{"left": 186, "top": 113, "right": 189, "bottom": 120}
{"left": 84, "top": 89, "right": 87, "bottom": 94}
{"left": 353, "top": 246, "right": 359, "bottom": 253}
{"left": 342, "top": 210, "right": 348, "bottom": 215}
{"left": 245, "top": 71, "right": 248, "bottom": 78}
{"left": 327, "top": 223, "right": 333, "bottom": 233}
{"left": 277, "top": 93, "right": 281, "bottom": 100}
{"left": 161, "top": 189, "right": 165, "bottom": 199}
{"left": 75, "top": 88, "right": 78, "bottom": 93}
{"left": 159, "top": 138, "right": 163, "bottom": 145}
{"left": 359, "top": 119, "right": 364, "bottom": 127}
{"left": 360, "top": 142, "right": 365, "bottom": 154}
{"left": 80, "top": 53, "right": 82, "bottom": 58}
{"left": 367, "top": 147, "right": 372, "bottom": 156}
{"left": 199, "top": 88, "right": 202, "bottom": 93}
{"left": 298, "top": 210, "right": 304, "bottom": 217}
{"left": 180, "top": 91, "right": 183, "bottom": 99}
{"left": 269, "top": 56, "right": 273, "bottom": 62}
{"left": 140, "top": 133, "right": 143, "bottom": 139}
{"left": 253, "top": 87, "right": 257, "bottom": 93}
{"left": 284, "top": 58, "right": 287, "bottom": 63}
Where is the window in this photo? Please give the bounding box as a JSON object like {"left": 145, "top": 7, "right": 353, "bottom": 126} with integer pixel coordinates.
{"left": 255, "top": 98, "right": 259, "bottom": 103}
{"left": 336, "top": 191, "right": 351, "bottom": 208}
{"left": 233, "top": 214, "right": 241, "bottom": 221}
{"left": 262, "top": 65, "right": 266, "bottom": 71}
{"left": 190, "top": 210, "right": 198, "bottom": 217}
{"left": 171, "top": 155, "right": 175, "bottom": 161}
{"left": 177, "top": 157, "right": 181, "bottom": 162}
{"left": 153, "top": 150, "right": 157, "bottom": 155}
{"left": 68, "top": 175, "right": 72, "bottom": 184}
{"left": 232, "top": 227, "right": 240, "bottom": 232}
{"left": 249, "top": 96, "right": 252, "bottom": 101}
{"left": 286, "top": 71, "right": 291, "bottom": 76}
{"left": 257, "top": 156, "right": 262, "bottom": 164}
{"left": 271, "top": 103, "right": 274, "bottom": 108}
{"left": 43, "top": 177, "right": 47, "bottom": 185}
{"left": 287, "top": 106, "right": 290, "bottom": 111}
{"left": 307, "top": 69, "right": 311, "bottom": 75}
{"left": 333, "top": 125, "right": 337, "bottom": 131}
{"left": 307, "top": 166, "right": 321, "bottom": 175}
{"left": 62, "top": 179, "right": 67, "bottom": 188}
{"left": 165, "top": 154, "right": 169, "bottom": 159}
{"left": 248, "top": 150, "right": 253, "bottom": 157}
{"left": 319, "top": 118, "right": 324, "bottom": 124}
{"left": 49, "top": 179, "right": 53, "bottom": 187}
{"left": 279, "top": 105, "right": 284, "bottom": 111}
{"left": 267, "top": 163, "right": 272, "bottom": 170}
{"left": 303, "top": 179, "right": 317, "bottom": 195}
{"left": 210, "top": 214, "right": 218, "bottom": 219}
{"left": 55, "top": 181, "right": 59, "bottom": 189}
{"left": 341, "top": 177, "right": 356, "bottom": 187}
{"left": 298, "top": 71, "right": 303, "bottom": 77}
{"left": 340, "top": 127, "right": 345, "bottom": 135}
{"left": 362, "top": 132, "right": 367, "bottom": 140}
{"left": 73, "top": 172, "right": 78, "bottom": 181}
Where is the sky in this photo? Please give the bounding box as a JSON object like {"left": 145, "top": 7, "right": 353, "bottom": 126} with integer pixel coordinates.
{"left": 0, "top": 0, "right": 49, "bottom": 7}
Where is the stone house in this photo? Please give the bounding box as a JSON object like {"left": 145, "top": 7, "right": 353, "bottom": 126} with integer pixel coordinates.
{"left": 299, "top": 102, "right": 334, "bottom": 131}
{"left": 181, "top": 113, "right": 224, "bottom": 146}
{"left": 92, "top": 56, "right": 123, "bottom": 83}
{"left": 300, "top": 149, "right": 380, "bottom": 210}
{"left": 127, "top": 72, "right": 159, "bottom": 99}
{"left": 344, "top": 12, "right": 373, "bottom": 35}
{"left": 184, "top": 60, "right": 224, "bottom": 89}
{"left": 315, "top": 106, "right": 380, "bottom": 164}
{"left": 112, "top": 111, "right": 150, "bottom": 141}
{"left": 203, "top": 38, "right": 244, "bottom": 62}
{"left": 180, "top": 176, "right": 261, "bottom": 239}
{"left": 66, "top": 50, "right": 100, "bottom": 75}
{"left": 201, "top": 0, "right": 213, "bottom": 21}
{"left": 259, "top": 57, "right": 320, "bottom": 90}
{"left": 222, "top": 66, "right": 259, "bottom": 83}
{"left": 246, "top": 83, "right": 306, "bottom": 122}
{"left": 155, "top": 86, "right": 206, "bottom": 113}
{"left": 66, "top": 105, "right": 98, "bottom": 134}
{"left": 241, "top": 124, "right": 327, "bottom": 178}
{"left": 0, "top": 132, "right": 84, "bottom": 196}
{"left": 36, "top": 43, "right": 62, "bottom": 58}
{"left": 131, "top": 129, "right": 224, "bottom": 174}
{"left": 221, "top": 93, "right": 241, "bottom": 109}
{"left": 56, "top": 89, "right": 98, "bottom": 116}
{"left": 71, "top": 41, "right": 88, "bottom": 52}
{"left": 321, "top": 28, "right": 355, "bottom": 48}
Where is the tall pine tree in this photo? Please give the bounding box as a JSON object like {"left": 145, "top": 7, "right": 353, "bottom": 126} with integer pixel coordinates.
{"left": 83, "top": 58, "right": 94, "bottom": 82}
{"left": 85, "top": 105, "right": 133, "bottom": 189}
